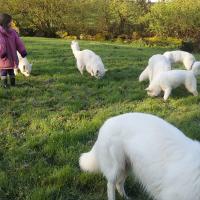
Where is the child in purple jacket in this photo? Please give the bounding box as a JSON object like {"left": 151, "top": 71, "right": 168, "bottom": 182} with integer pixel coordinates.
{"left": 0, "top": 13, "right": 27, "bottom": 87}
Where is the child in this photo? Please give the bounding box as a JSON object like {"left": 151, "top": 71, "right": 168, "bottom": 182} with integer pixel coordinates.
{"left": 0, "top": 13, "right": 27, "bottom": 87}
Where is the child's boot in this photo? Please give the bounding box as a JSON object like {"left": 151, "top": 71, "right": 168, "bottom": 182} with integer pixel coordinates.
{"left": 10, "top": 76, "right": 15, "bottom": 86}
{"left": 1, "top": 76, "right": 8, "bottom": 88}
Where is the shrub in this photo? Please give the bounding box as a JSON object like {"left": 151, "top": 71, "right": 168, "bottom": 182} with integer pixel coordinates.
{"left": 56, "top": 31, "right": 69, "bottom": 39}
{"left": 180, "top": 40, "right": 194, "bottom": 52}
{"left": 131, "top": 39, "right": 148, "bottom": 47}
{"left": 56, "top": 31, "right": 77, "bottom": 40}
{"left": 132, "top": 32, "right": 141, "bottom": 40}
{"left": 144, "top": 36, "right": 182, "bottom": 47}
{"left": 79, "top": 34, "right": 95, "bottom": 41}
{"left": 11, "top": 21, "right": 20, "bottom": 33}
{"left": 93, "top": 33, "right": 106, "bottom": 41}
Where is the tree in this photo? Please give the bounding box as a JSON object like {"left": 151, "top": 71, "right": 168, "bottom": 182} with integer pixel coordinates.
{"left": 145, "top": 0, "right": 200, "bottom": 40}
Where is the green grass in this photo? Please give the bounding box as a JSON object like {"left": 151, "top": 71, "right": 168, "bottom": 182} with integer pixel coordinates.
{"left": 0, "top": 37, "right": 200, "bottom": 200}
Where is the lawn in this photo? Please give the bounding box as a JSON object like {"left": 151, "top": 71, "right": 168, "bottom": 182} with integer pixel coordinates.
{"left": 0, "top": 37, "right": 200, "bottom": 200}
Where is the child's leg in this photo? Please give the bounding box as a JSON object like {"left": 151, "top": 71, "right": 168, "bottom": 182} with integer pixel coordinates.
{"left": 1, "top": 69, "right": 8, "bottom": 88}
{"left": 8, "top": 69, "right": 15, "bottom": 86}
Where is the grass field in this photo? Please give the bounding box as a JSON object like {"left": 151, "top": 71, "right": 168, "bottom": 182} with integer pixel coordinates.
{"left": 0, "top": 37, "right": 200, "bottom": 200}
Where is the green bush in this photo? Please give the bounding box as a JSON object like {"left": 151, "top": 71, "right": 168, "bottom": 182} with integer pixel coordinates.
{"left": 94, "top": 33, "right": 106, "bottom": 41}
{"left": 145, "top": 0, "right": 200, "bottom": 40}
{"left": 144, "top": 36, "right": 182, "bottom": 47}
{"left": 56, "top": 31, "right": 77, "bottom": 40}
{"left": 131, "top": 39, "right": 148, "bottom": 47}
{"left": 180, "top": 40, "right": 194, "bottom": 52}
{"left": 56, "top": 31, "right": 69, "bottom": 39}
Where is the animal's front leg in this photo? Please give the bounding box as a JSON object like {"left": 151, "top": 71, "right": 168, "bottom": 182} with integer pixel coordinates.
{"left": 116, "top": 181, "right": 130, "bottom": 199}
{"left": 90, "top": 69, "right": 95, "bottom": 77}
{"left": 116, "top": 171, "right": 130, "bottom": 199}
{"left": 163, "top": 88, "right": 172, "bottom": 101}
{"left": 14, "top": 68, "right": 18, "bottom": 75}
{"left": 76, "top": 61, "right": 84, "bottom": 75}
{"left": 107, "top": 182, "right": 115, "bottom": 200}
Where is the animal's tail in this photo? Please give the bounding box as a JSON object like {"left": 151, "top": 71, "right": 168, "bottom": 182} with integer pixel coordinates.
{"left": 139, "top": 66, "right": 149, "bottom": 82}
{"left": 191, "top": 62, "right": 200, "bottom": 76}
{"left": 79, "top": 146, "right": 99, "bottom": 173}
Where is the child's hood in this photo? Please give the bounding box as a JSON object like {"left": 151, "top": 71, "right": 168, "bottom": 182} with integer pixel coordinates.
{"left": 0, "top": 26, "right": 15, "bottom": 37}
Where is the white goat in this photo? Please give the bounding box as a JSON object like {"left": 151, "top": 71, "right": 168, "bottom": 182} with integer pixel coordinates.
{"left": 139, "top": 54, "right": 171, "bottom": 83}
{"left": 79, "top": 112, "right": 200, "bottom": 200}
{"left": 71, "top": 40, "right": 107, "bottom": 78}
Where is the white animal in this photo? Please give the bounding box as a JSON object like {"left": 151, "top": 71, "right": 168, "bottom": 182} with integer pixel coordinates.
{"left": 14, "top": 52, "right": 32, "bottom": 77}
{"left": 163, "top": 50, "right": 196, "bottom": 70}
{"left": 79, "top": 113, "right": 200, "bottom": 200}
{"left": 139, "top": 54, "right": 171, "bottom": 83}
{"left": 146, "top": 68, "right": 199, "bottom": 101}
{"left": 71, "top": 40, "right": 107, "bottom": 79}
{"left": 192, "top": 61, "right": 200, "bottom": 76}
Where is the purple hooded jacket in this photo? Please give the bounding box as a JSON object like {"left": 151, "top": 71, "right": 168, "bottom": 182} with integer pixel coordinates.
{"left": 0, "top": 26, "right": 27, "bottom": 69}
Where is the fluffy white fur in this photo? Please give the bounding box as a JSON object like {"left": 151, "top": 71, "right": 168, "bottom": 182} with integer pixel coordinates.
{"left": 163, "top": 50, "right": 196, "bottom": 70}
{"left": 192, "top": 61, "right": 200, "bottom": 76}
{"left": 71, "top": 40, "right": 107, "bottom": 78}
{"left": 79, "top": 113, "right": 200, "bottom": 200}
{"left": 139, "top": 54, "right": 171, "bottom": 83}
{"left": 146, "top": 69, "right": 198, "bottom": 101}
{"left": 14, "top": 52, "right": 32, "bottom": 77}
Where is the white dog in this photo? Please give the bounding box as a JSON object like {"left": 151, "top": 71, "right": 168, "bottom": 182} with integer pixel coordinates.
{"left": 192, "top": 61, "right": 200, "bottom": 75}
{"left": 146, "top": 68, "right": 199, "bottom": 100}
{"left": 14, "top": 52, "right": 32, "bottom": 77}
{"left": 139, "top": 54, "right": 171, "bottom": 83}
{"left": 163, "top": 50, "right": 196, "bottom": 70}
{"left": 71, "top": 40, "right": 107, "bottom": 78}
{"left": 79, "top": 113, "right": 200, "bottom": 200}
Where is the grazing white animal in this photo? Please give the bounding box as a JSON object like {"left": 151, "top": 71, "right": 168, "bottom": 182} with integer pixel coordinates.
{"left": 146, "top": 68, "right": 199, "bottom": 101}
{"left": 70, "top": 40, "right": 107, "bottom": 78}
{"left": 192, "top": 61, "right": 200, "bottom": 76}
{"left": 139, "top": 54, "right": 171, "bottom": 83}
{"left": 163, "top": 50, "right": 196, "bottom": 70}
{"left": 14, "top": 52, "right": 32, "bottom": 77}
{"left": 79, "top": 113, "right": 200, "bottom": 200}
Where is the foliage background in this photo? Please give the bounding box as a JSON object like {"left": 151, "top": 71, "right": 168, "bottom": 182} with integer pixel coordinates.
{"left": 0, "top": 0, "right": 200, "bottom": 43}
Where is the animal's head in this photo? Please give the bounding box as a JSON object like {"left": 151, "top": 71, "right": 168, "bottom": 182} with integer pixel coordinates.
{"left": 145, "top": 85, "right": 161, "bottom": 97}
{"left": 21, "top": 58, "right": 32, "bottom": 77}
{"left": 94, "top": 68, "right": 108, "bottom": 79}
{"left": 71, "top": 40, "right": 80, "bottom": 51}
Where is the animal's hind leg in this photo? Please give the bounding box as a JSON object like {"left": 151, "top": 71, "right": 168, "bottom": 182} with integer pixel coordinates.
{"left": 185, "top": 77, "right": 198, "bottom": 96}
{"left": 116, "top": 170, "right": 130, "bottom": 199}
{"left": 107, "top": 182, "right": 116, "bottom": 200}
{"left": 76, "top": 61, "right": 84, "bottom": 75}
